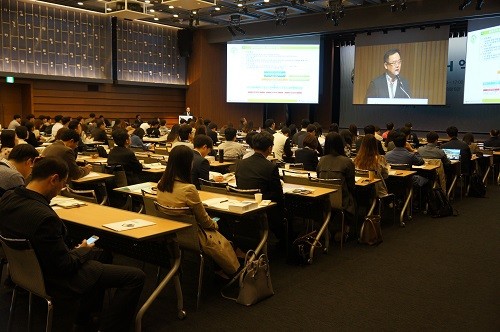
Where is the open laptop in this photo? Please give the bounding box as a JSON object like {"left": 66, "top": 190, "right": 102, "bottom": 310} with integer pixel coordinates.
{"left": 442, "top": 148, "right": 461, "bottom": 161}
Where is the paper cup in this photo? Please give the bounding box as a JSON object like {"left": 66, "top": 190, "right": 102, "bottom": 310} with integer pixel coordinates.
{"left": 254, "top": 193, "right": 263, "bottom": 204}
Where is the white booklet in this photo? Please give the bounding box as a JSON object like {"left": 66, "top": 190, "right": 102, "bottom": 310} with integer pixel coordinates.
{"left": 103, "top": 219, "right": 156, "bottom": 232}
{"left": 50, "top": 197, "right": 86, "bottom": 208}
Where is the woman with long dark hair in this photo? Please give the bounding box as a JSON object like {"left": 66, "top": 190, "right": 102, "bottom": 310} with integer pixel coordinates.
{"left": 157, "top": 146, "right": 240, "bottom": 277}
{"left": 354, "top": 134, "right": 389, "bottom": 197}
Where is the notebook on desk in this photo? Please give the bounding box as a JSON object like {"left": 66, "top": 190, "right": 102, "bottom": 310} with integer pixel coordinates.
{"left": 442, "top": 148, "right": 461, "bottom": 161}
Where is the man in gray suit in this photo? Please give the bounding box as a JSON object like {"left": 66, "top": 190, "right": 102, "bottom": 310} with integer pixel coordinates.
{"left": 42, "top": 129, "right": 92, "bottom": 180}
{"left": 0, "top": 156, "right": 145, "bottom": 331}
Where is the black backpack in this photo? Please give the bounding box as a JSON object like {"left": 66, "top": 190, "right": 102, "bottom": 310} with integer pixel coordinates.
{"left": 427, "top": 188, "right": 455, "bottom": 218}
{"left": 468, "top": 172, "right": 486, "bottom": 198}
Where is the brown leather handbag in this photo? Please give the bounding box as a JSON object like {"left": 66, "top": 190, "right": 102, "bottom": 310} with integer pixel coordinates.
{"left": 359, "top": 215, "right": 383, "bottom": 246}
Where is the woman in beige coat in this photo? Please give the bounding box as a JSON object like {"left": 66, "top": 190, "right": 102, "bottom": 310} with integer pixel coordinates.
{"left": 156, "top": 145, "right": 240, "bottom": 276}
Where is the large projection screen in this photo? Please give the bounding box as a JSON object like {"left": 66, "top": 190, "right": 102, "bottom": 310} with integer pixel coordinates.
{"left": 226, "top": 36, "right": 320, "bottom": 104}
{"left": 353, "top": 28, "right": 449, "bottom": 105}
{"left": 463, "top": 17, "right": 500, "bottom": 104}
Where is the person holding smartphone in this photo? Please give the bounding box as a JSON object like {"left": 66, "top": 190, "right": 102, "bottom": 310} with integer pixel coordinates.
{"left": 0, "top": 156, "right": 145, "bottom": 331}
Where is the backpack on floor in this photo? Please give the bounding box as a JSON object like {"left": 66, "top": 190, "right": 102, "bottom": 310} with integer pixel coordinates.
{"left": 427, "top": 188, "right": 455, "bottom": 218}
{"left": 467, "top": 172, "right": 486, "bottom": 198}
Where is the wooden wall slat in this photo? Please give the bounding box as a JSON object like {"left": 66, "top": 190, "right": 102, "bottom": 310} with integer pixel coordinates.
{"left": 25, "top": 79, "right": 186, "bottom": 121}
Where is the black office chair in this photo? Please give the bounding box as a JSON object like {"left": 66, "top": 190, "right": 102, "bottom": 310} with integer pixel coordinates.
{"left": 0, "top": 236, "right": 53, "bottom": 332}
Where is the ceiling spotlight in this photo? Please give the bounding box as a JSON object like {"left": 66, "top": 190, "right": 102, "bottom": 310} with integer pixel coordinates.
{"left": 475, "top": 0, "right": 484, "bottom": 10}
{"left": 228, "top": 14, "right": 245, "bottom": 36}
{"left": 390, "top": 0, "right": 406, "bottom": 12}
{"left": 275, "top": 7, "right": 287, "bottom": 26}
{"left": 458, "top": 0, "right": 472, "bottom": 10}
{"left": 326, "top": 0, "right": 344, "bottom": 26}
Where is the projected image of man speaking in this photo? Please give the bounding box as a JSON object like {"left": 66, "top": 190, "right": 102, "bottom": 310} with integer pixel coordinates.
{"left": 365, "top": 48, "right": 412, "bottom": 101}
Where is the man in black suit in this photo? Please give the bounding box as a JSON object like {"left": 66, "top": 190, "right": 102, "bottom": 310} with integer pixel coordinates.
{"left": 0, "top": 156, "right": 145, "bottom": 331}
{"left": 441, "top": 126, "right": 472, "bottom": 175}
{"left": 366, "top": 48, "right": 412, "bottom": 102}
{"left": 292, "top": 118, "right": 310, "bottom": 145}
{"left": 236, "top": 131, "right": 284, "bottom": 241}
{"left": 108, "top": 128, "right": 143, "bottom": 185}
{"left": 192, "top": 135, "right": 222, "bottom": 189}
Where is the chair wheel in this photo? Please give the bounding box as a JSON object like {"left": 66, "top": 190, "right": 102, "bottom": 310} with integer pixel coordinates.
{"left": 178, "top": 310, "right": 187, "bottom": 320}
{"left": 400, "top": 222, "right": 406, "bottom": 228}
{"left": 307, "top": 258, "right": 313, "bottom": 264}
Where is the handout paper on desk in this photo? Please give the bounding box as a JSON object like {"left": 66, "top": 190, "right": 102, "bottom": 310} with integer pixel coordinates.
{"left": 82, "top": 171, "right": 101, "bottom": 178}
{"left": 143, "top": 163, "right": 165, "bottom": 169}
{"left": 50, "top": 197, "right": 86, "bottom": 208}
{"left": 103, "top": 219, "right": 156, "bottom": 232}
{"left": 121, "top": 183, "right": 156, "bottom": 194}
{"left": 412, "top": 165, "right": 426, "bottom": 169}
{"left": 203, "top": 198, "right": 258, "bottom": 211}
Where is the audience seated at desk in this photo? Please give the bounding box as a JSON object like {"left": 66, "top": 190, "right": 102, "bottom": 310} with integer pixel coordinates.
{"left": 295, "top": 133, "right": 320, "bottom": 172}
{"left": 167, "top": 124, "right": 181, "bottom": 145}
{"left": 217, "top": 127, "right": 246, "bottom": 159}
{"left": 462, "top": 133, "right": 481, "bottom": 154}
{"left": 192, "top": 135, "right": 223, "bottom": 189}
{"left": 0, "top": 129, "right": 18, "bottom": 160}
{"left": 91, "top": 119, "right": 108, "bottom": 145}
{"left": 484, "top": 129, "right": 500, "bottom": 148}
{"left": 0, "top": 157, "right": 145, "bottom": 331}
{"left": 440, "top": 126, "right": 472, "bottom": 175}
{"left": 15, "top": 126, "right": 29, "bottom": 145}
{"left": 146, "top": 119, "right": 161, "bottom": 138}
{"left": 171, "top": 124, "right": 194, "bottom": 150}
{"left": 242, "top": 131, "right": 257, "bottom": 160}
{"left": 263, "top": 118, "right": 276, "bottom": 135}
{"left": 417, "top": 131, "right": 450, "bottom": 166}
{"left": 42, "top": 129, "right": 92, "bottom": 180}
{"left": 292, "top": 119, "right": 309, "bottom": 146}
{"left": 7, "top": 114, "right": 21, "bottom": 130}
{"left": 51, "top": 115, "right": 64, "bottom": 137}
{"left": 317, "top": 132, "right": 356, "bottom": 235}
{"left": 355, "top": 125, "right": 386, "bottom": 155}
{"left": 385, "top": 131, "right": 428, "bottom": 187}
{"left": 235, "top": 131, "right": 285, "bottom": 242}
{"left": 354, "top": 134, "right": 390, "bottom": 197}
{"left": 107, "top": 128, "right": 144, "bottom": 185}
{"left": 272, "top": 127, "right": 293, "bottom": 162}
{"left": 130, "top": 128, "right": 151, "bottom": 151}
{"left": 0, "top": 144, "right": 39, "bottom": 196}
{"left": 156, "top": 145, "right": 240, "bottom": 276}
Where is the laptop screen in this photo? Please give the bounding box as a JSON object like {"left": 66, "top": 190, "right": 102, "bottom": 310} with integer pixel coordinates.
{"left": 442, "top": 148, "right": 461, "bottom": 160}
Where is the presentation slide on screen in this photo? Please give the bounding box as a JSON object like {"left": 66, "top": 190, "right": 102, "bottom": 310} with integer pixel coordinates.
{"left": 226, "top": 43, "right": 320, "bottom": 103}
{"left": 464, "top": 21, "right": 500, "bottom": 104}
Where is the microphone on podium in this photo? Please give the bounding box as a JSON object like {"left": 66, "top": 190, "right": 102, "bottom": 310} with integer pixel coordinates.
{"left": 396, "top": 75, "right": 411, "bottom": 98}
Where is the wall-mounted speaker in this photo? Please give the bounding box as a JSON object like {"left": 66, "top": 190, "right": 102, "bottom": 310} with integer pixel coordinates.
{"left": 177, "top": 29, "right": 193, "bottom": 58}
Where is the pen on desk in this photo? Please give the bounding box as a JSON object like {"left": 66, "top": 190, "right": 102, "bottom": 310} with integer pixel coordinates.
{"left": 219, "top": 199, "right": 228, "bottom": 203}
{"left": 396, "top": 172, "right": 403, "bottom": 175}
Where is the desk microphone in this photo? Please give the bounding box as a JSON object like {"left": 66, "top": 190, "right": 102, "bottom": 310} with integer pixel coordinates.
{"left": 396, "top": 75, "right": 411, "bottom": 98}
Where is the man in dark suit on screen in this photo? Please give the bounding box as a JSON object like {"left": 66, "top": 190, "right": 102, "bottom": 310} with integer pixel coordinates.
{"left": 365, "top": 48, "right": 412, "bottom": 102}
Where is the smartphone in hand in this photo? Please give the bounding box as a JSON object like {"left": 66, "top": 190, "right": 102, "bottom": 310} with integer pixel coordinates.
{"left": 87, "top": 235, "right": 99, "bottom": 245}
{"left": 212, "top": 217, "right": 220, "bottom": 223}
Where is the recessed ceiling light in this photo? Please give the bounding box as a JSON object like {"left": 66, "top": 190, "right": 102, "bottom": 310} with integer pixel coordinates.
{"left": 237, "top": 3, "right": 243, "bottom": 7}
{"left": 264, "top": 0, "right": 270, "bottom": 2}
